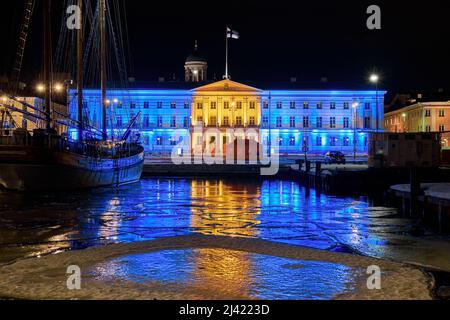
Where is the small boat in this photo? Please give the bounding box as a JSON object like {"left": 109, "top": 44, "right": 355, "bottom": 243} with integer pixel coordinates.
{"left": 0, "top": 0, "right": 144, "bottom": 191}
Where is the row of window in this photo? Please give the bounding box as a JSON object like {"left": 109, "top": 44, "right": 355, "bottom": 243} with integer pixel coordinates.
{"left": 143, "top": 135, "right": 368, "bottom": 148}
{"left": 261, "top": 116, "right": 371, "bottom": 129}
{"left": 113, "top": 101, "right": 191, "bottom": 109}
{"left": 196, "top": 101, "right": 257, "bottom": 110}
{"left": 98, "top": 100, "right": 377, "bottom": 111}
{"left": 263, "top": 101, "right": 374, "bottom": 110}
{"left": 111, "top": 115, "right": 373, "bottom": 129}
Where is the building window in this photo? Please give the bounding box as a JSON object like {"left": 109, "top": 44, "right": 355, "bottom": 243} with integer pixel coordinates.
{"left": 303, "top": 102, "right": 309, "bottom": 109}
{"left": 425, "top": 110, "right": 431, "bottom": 117}
{"left": 171, "top": 116, "right": 176, "bottom": 127}
{"left": 316, "top": 117, "right": 323, "bottom": 128}
{"left": 223, "top": 116, "right": 230, "bottom": 126}
{"left": 439, "top": 110, "right": 445, "bottom": 117}
{"left": 236, "top": 102, "right": 243, "bottom": 109}
{"left": 236, "top": 116, "right": 243, "bottom": 126}
{"left": 209, "top": 116, "right": 217, "bottom": 126}
{"left": 426, "top": 125, "right": 431, "bottom": 132}
{"left": 183, "top": 117, "right": 190, "bottom": 128}
{"left": 249, "top": 116, "right": 256, "bottom": 126}
{"left": 143, "top": 115, "right": 149, "bottom": 127}
{"left": 440, "top": 125, "right": 445, "bottom": 132}
{"left": 330, "top": 102, "right": 336, "bottom": 110}
{"left": 130, "top": 102, "right": 136, "bottom": 109}
{"left": 303, "top": 116, "right": 309, "bottom": 128}
{"left": 224, "top": 102, "right": 230, "bottom": 109}
{"left": 343, "top": 137, "right": 350, "bottom": 147}
{"left": 344, "top": 102, "right": 350, "bottom": 110}
{"left": 116, "top": 116, "right": 123, "bottom": 128}
{"left": 290, "top": 102, "right": 296, "bottom": 109}
{"left": 302, "top": 138, "right": 309, "bottom": 152}
{"left": 278, "top": 138, "right": 283, "bottom": 146}
{"left": 211, "top": 102, "right": 217, "bottom": 110}
{"left": 364, "top": 117, "right": 371, "bottom": 129}
{"left": 144, "top": 102, "right": 150, "bottom": 109}
{"left": 197, "top": 103, "right": 203, "bottom": 110}
{"left": 262, "top": 116, "right": 269, "bottom": 127}
{"left": 170, "top": 137, "right": 177, "bottom": 146}
{"left": 263, "top": 101, "right": 269, "bottom": 109}
{"left": 276, "top": 117, "right": 282, "bottom": 128}
{"left": 289, "top": 136, "right": 296, "bottom": 146}
{"left": 289, "top": 117, "right": 296, "bottom": 128}
{"left": 343, "top": 117, "right": 350, "bottom": 128}
{"left": 184, "top": 101, "right": 190, "bottom": 109}
{"left": 157, "top": 116, "right": 163, "bottom": 127}
{"left": 316, "top": 136, "right": 323, "bottom": 146}
{"left": 156, "top": 137, "right": 163, "bottom": 146}
{"left": 317, "top": 102, "right": 322, "bottom": 109}
{"left": 330, "top": 137, "right": 337, "bottom": 147}
{"left": 277, "top": 102, "right": 282, "bottom": 109}
{"left": 365, "top": 103, "right": 371, "bottom": 110}
{"left": 250, "top": 101, "right": 256, "bottom": 109}
{"left": 157, "top": 102, "right": 163, "bottom": 109}
{"left": 330, "top": 117, "right": 336, "bottom": 128}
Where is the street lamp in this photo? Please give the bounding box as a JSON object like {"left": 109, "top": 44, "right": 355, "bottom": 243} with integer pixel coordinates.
{"left": 36, "top": 84, "right": 45, "bottom": 93}
{"left": 370, "top": 74, "right": 380, "bottom": 133}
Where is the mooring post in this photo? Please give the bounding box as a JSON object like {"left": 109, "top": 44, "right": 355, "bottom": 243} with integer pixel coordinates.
{"left": 410, "top": 167, "right": 420, "bottom": 217}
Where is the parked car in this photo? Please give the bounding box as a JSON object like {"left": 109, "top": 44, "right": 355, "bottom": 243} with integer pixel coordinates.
{"left": 324, "top": 151, "right": 346, "bottom": 164}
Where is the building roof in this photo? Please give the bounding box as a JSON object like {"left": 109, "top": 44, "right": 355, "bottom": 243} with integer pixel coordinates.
{"left": 185, "top": 41, "right": 207, "bottom": 63}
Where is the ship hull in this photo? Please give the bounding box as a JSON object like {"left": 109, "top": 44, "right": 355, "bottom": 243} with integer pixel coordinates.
{"left": 0, "top": 146, "right": 144, "bottom": 191}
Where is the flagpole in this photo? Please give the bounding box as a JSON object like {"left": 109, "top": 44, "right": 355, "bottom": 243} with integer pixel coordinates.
{"left": 225, "top": 26, "right": 229, "bottom": 79}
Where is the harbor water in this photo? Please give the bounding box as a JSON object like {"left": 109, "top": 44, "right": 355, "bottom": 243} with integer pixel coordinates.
{"left": 0, "top": 178, "right": 449, "bottom": 299}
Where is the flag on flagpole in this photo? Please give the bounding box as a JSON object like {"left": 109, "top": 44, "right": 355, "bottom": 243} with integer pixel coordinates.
{"left": 227, "top": 27, "right": 240, "bottom": 40}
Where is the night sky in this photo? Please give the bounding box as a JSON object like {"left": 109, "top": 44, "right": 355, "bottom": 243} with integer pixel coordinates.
{"left": 1, "top": 0, "right": 450, "bottom": 97}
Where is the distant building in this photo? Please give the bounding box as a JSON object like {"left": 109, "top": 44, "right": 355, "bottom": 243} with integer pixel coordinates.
{"left": 0, "top": 97, "right": 67, "bottom": 135}
{"left": 384, "top": 102, "right": 450, "bottom": 148}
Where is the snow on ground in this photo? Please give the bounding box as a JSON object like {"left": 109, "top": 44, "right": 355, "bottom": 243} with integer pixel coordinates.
{"left": 0, "top": 235, "right": 433, "bottom": 300}
{"left": 391, "top": 183, "right": 450, "bottom": 201}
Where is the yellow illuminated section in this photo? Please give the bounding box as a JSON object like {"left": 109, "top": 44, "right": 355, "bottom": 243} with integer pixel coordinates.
{"left": 189, "top": 179, "right": 261, "bottom": 297}
{"left": 191, "top": 79, "right": 262, "bottom": 155}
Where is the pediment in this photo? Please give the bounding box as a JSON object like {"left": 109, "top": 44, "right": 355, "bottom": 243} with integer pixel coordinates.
{"left": 193, "top": 79, "right": 261, "bottom": 93}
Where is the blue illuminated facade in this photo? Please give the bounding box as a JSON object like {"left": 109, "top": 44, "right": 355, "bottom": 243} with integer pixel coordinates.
{"left": 69, "top": 80, "right": 385, "bottom": 155}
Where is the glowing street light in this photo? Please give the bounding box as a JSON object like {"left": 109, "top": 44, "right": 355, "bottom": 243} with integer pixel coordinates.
{"left": 54, "top": 83, "right": 64, "bottom": 92}
{"left": 36, "top": 84, "right": 45, "bottom": 92}
{"left": 369, "top": 74, "right": 379, "bottom": 83}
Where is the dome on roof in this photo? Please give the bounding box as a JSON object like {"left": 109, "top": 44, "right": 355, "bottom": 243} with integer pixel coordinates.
{"left": 185, "top": 41, "right": 207, "bottom": 63}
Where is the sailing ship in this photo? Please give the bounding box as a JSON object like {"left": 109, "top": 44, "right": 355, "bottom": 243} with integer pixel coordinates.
{"left": 0, "top": 0, "right": 144, "bottom": 191}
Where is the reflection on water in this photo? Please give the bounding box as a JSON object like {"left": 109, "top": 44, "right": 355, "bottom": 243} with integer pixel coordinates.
{"left": 89, "top": 249, "right": 356, "bottom": 300}
{"left": 1, "top": 178, "right": 450, "bottom": 271}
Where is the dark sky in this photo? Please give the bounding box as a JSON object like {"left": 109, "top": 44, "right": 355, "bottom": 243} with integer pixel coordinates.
{"left": 1, "top": 0, "right": 450, "bottom": 96}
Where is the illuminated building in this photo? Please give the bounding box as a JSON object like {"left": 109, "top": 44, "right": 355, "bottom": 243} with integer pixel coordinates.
{"left": 69, "top": 49, "right": 386, "bottom": 155}
{"left": 384, "top": 102, "right": 450, "bottom": 148}
{"left": 0, "top": 97, "right": 67, "bottom": 135}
